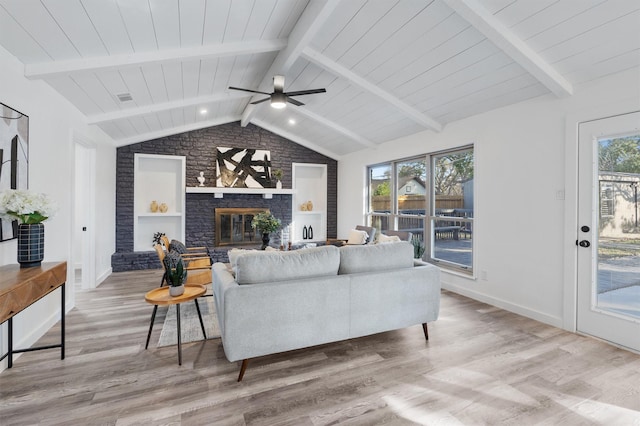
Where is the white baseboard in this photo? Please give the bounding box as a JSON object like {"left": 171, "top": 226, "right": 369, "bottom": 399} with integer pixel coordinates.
{"left": 441, "top": 281, "right": 564, "bottom": 329}
{"left": 96, "top": 267, "right": 112, "bottom": 287}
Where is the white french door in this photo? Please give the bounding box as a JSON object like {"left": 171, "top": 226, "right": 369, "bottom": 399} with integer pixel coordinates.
{"left": 577, "top": 111, "right": 640, "bottom": 352}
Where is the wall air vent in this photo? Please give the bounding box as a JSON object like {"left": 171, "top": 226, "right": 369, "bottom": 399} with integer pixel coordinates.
{"left": 116, "top": 93, "right": 133, "bottom": 102}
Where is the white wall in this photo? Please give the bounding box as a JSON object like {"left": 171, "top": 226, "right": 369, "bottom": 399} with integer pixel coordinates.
{"left": 338, "top": 68, "right": 640, "bottom": 329}
{"left": 0, "top": 45, "right": 116, "bottom": 370}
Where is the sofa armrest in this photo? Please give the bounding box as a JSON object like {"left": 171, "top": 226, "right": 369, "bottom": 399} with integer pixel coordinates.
{"left": 212, "top": 263, "right": 237, "bottom": 336}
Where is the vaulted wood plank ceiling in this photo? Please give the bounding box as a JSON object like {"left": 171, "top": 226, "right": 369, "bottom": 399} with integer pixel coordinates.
{"left": 1, "top": 0, "right": 638, "bottom": 159}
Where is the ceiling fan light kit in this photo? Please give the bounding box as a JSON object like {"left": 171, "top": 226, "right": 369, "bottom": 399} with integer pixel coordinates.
{"left": 229, "top": 75, "right": 326, "bottom": 110}
{"left": 270, "top": 92, "right": 287, "bottom": 109}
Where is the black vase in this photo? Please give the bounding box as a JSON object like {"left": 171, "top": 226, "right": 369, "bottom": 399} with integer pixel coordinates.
{"left": 308, "top": 226, "right": 313, "bottom": 240}
{"left": 302, "top": 226, "right": 308, "bottom": 240}
{"left": 17, "top": 223, "right": 45, "bottom": 268}
{"left": 261, "top": 232, "right": 270, "bottom": 250}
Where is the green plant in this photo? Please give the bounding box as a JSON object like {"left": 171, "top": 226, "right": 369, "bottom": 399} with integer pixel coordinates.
{"left": 251, "top": 211, "right": 281, "bottom": 234}
{"left": 412, "top": 235, "right": 425, "bottom": 259}
{"left": 163, "top": 255, "right": 187, "bottom": 287}
{"left": 272, "top": 168, "right": 284, "bottom": 181}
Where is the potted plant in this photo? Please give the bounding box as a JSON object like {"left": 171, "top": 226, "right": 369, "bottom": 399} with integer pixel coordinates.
{"left": 251, "top": 211, "right": 281, "bottom": 249}
{"left": 163, "top": 254, "right": 187, "bottom": 296}
{"left": 272, "top": 169, "right": 284, "bottom": 189}
{"left": 0, "top": 189, "right": 57, "bottom": 268}
{"left": 411, "top": 235, "right": 425, "bottom": 260}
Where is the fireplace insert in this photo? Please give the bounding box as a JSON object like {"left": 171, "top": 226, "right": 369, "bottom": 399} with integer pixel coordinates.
{"left": 215, "top": 208, "right": 268, "bottom": 247}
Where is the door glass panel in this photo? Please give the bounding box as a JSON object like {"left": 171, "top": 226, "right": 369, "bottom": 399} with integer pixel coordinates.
{"left": 596, "top": 134, "right": 640, "bottom": 319}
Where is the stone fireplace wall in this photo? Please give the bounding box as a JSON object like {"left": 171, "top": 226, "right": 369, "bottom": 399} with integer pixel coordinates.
{"left": 112, "top": 122, "right": 337, "bottom": 271}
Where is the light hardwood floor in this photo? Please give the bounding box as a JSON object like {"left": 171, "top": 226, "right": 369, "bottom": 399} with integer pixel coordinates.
{"left": 1, "top": 269, "right": 639, "bottom": 425}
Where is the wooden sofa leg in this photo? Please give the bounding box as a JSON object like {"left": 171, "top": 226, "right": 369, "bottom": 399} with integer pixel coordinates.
{"left": 422, "top": 323, "right": 429, "bottom": 341}
{"left": 238, "top": 359, "right": 249, "bottom": 382}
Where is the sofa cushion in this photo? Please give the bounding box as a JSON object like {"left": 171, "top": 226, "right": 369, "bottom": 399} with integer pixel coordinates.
{"left": 346, "top": 229, "right": 369, "bottom": 245}
{"left": 235, "top": 245, "right": 340, "bottom": 285}
{"left": 338, "top": 241, "right": 414, "bottom": 275}
{"left": 377, "top": 233, "right": 401, "bottom": 244}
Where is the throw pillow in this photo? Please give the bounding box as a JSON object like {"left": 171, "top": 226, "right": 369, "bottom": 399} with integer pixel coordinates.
{"left": 170, "top": 239, "right": 187, "bottom": 254}
{"left": 346, "top": 229, "right": 369, "bottom": 245}
{"left": 378, "top": 233, "right": 402, "bottom": 244}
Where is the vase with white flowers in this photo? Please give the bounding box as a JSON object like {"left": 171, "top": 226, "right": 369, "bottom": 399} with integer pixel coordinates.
{"left": 0, "top": 189, "right": 58, "bottom": 268}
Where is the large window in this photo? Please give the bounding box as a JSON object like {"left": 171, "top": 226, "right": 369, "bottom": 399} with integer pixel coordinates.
{"left": 367, "top": 146, "right": 474, "bottom": 274}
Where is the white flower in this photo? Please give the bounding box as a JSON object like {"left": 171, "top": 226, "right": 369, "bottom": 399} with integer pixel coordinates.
{"left": 0, "top": 189, "right": 58, "bottom": 224}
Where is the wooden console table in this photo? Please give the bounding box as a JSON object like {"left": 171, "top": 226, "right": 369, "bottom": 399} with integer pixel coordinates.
{"left": 0, "top": 261, "right": 67, "bottom": 368}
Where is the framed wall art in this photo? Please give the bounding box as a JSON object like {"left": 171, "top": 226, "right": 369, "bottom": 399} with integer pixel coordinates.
{"left": 215, "top": 147, "right": 272, "bottom": 188}
{"left": 0, "top": 103, "right": 29, "bottom": 242}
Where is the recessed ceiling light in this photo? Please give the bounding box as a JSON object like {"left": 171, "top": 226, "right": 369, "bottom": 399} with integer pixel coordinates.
{"left": 200, "top": 108, "right": 208, "bottom": 115}
{"left": 288, "top": 118, "right": 296, "bottom": 125}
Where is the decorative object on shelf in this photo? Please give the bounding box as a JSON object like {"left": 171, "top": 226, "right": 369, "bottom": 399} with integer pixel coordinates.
{"left": 150, "top": 200, "right": 158, "bottom": 212}
{"left": 300, "top": 202, "right": 307, "bottom": 211}
{"left": 163, "top": 253, "right": 187, "bottom": 297}
{"left": 159, "top": 202, "right": 168, "bottom": 213}
{"left": 306, "top": 200, "right": 313, "bottom": 211}
{"left": 197, "top": 171, "right": 206, "bottom": 187}
{"left": 0, "top": 189, "right": 57, "bottom": 268}
{"left": 0, "top": 103, "right": 29, "bottom": 242}
{"left": 251, "top": 211, "right": 281, "bottom": 250}
{"left": 271, "top": 168, "right": 283, "bottom": 189}
{"left": 412, "top": 235, "right": 425, "bottom": 259}
{"left": 152, "top": 232, "right": 166, "bottom": 247}
{"left": 215, "top": 147, "right": 272, "bottom": 188}
{"left": 302, "top": 225, "right": 308, "bottom": 240}
{"left": 308, "top": 225, "right": 313, "bottom": 240}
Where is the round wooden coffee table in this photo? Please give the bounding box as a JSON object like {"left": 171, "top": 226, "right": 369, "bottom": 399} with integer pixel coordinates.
{"left": 144, "top": 285, "right": 207, "bottom": 365}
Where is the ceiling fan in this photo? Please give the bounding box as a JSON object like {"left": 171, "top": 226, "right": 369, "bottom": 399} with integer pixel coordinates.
{"left": 229, "top": 75, "right": 326, "bottom": 109}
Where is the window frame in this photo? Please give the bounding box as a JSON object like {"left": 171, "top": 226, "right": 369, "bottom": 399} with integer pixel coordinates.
{"left": 366, "top": 145, "right": 474, "bottom": 275}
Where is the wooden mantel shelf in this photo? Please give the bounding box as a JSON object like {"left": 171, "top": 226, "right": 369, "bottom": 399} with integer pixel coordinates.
{"left": 186, "top": 187, "right": 294, "bottom": 199}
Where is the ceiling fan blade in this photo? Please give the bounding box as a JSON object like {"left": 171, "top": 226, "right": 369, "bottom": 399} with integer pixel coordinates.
{"left": 250, "top": 97, "right": 271, "bottom": 105}
{"left": 285, "top": 88, "right": 327, "bottom": 97}
{"left": 287, "top": 97, "right": 304, "bottom": 106}
{"left": 273, "top": 75, "right": 285, "bottom": 93}
{"left": 229, "top": 86, "right": 271, "bottom": 95}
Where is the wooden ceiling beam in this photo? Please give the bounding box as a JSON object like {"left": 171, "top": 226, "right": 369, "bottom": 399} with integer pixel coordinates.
{"left": 302, "top": 47, "right": 443, "bottom": 132}
{"left": 290, "top": 106, "right": 377, "bottom": 149}
{"left": 25, "top": 39, "right": 287, "bottom": 79}
{"left": 240, "top": 0, "right": 341, "bottom": 127}
{"left": 252, "top": 119, "right": 341, "bottom": 161}
{"left": 87, "top": 92, "right": 247, "bottom": 124}
{"left": 444, "top": 0, "right": 573, "bottom": 97}
{"left": 112, "top": 115, "right": 241, "bottom": 147}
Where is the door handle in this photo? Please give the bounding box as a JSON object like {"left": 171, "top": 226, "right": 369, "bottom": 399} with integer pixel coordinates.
{"left": 578, "top": 240, "right": 591, "bottom": 248}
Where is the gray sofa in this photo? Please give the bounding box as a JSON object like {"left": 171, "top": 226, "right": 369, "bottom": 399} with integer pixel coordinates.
{"left": 212, "top": 241, "right": 441, "bottom": 381}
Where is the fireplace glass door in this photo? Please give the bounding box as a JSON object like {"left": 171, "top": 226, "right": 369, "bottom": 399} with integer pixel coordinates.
{"left": 216, "top": 208, "right": 265, "bottom": 246}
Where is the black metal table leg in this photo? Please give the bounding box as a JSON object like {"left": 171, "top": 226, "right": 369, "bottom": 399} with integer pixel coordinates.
{"left": 8, "top": 316, "right": 13, "bottom": 368}
{"left": 145, "top": 305, "right": 159, "bottom": 350}
{"left": 61, "top": 283, "right": 65, "bottom": 360}
{"left": 194, "top": 298, "right": 207, "bottom": 339}
{"left": 176, "top": 304, "right": 182, "bottom": 365}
